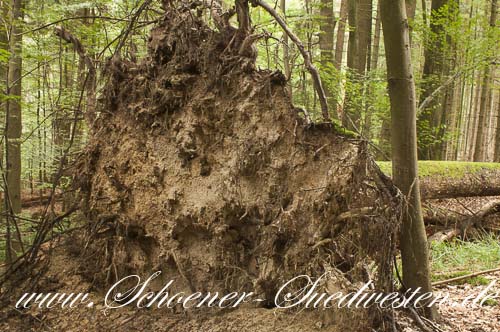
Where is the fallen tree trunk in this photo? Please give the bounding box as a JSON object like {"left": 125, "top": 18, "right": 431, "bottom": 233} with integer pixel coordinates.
{"left": 20, "top": 194, "right": 62, "bottom": 208}
{"left": 377, "top": 162, "right": 500, "bottom": 199}
{"left": 420, "top": 169, "right": 500, "bottom": 199}
{"left": 424, "top": 200, "right": 500, "bottom": 240}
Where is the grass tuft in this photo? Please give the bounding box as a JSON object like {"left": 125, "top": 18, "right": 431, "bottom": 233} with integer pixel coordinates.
{"left": 429, "top": 234, "right": 500, "bottom": 283}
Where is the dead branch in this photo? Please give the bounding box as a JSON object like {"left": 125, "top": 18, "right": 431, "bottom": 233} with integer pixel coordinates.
{"left": 417, "top": 72, "right": 461, "bottom": 115}
{"left": 251, "top": 0, "right": 331, "bottom": 122}
{"left": 432, "top": 267, "right": 500, "bottom": 287}
{"left": 54, "top": 26, "right": 95, "bottom": 79}
{"left": 236, "top": 0, "right": 251, "bottom": 34}
{"left": 427, "top": 228, "right": 461, "bottom": 242}
{"left": 54, "top": 26, "right": 96, "bottom": 118}
{"left": 203, "top": 0, "right": 235, "bottom": 30}
{"left": 114, "top": 0, "right": 154, "bottom": 57}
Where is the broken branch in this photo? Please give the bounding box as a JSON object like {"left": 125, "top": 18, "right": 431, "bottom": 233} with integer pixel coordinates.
{"left": 251, "top": 0, "right": 331, "bottom": 122}
{"left": 432, "top": 267, "right": 500, "bottom": 287}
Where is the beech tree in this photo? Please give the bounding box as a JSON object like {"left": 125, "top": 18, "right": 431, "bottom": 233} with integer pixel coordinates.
{"left": 473, "top": 0, "right": 497, "bottom": 161}
{"left": 380, "top": 0, "right": 436, "bottom": 319}
{"left": 5, "top": 0, "right": 23, "bottom": 263}
{"left": 319, "top": 0, "right": 337, "bottom": 116}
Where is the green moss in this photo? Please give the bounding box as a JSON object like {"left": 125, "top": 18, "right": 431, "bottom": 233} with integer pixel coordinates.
{"left": 482, "top": 299, "right": 498, "bottom": 306}
{"left": 331, "top": 118, "right": 358, "bottom": 138}
{"left": 377, "top": 161, "right": 500, "bottom": 179}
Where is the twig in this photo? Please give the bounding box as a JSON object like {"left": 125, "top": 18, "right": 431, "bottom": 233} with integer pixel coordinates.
{"left": 22, "top": 16, "right": 158, "bottom": 35}
{"left": 418, "top": 72, "right": 461, "bottom": 115}
{"left": 114, "top": 0, "right": 154, "bottom": 57}
{"left": 432, "top": 267, "right": 500, "bottom": 287}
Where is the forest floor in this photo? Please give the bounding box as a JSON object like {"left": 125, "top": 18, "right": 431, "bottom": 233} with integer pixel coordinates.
{"left": 436, "top": 271, "right": 500, "bottom": 332}
{"left": 1, "top": 256, "right": 499, "bottom": 332}
{"left": 396, "top": 270, "right": 500, "bottom": 332}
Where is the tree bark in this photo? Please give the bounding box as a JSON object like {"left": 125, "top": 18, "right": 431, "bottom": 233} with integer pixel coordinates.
{"left": 5, "top": 0, "right": 24, "bottom": 263}
{"left": 494, "top": 92, "right": 500, "bottom": 162}
{"left": 319, "top": 0, "right": 338, "bottom": 118}
{"left": 333, "top": 0, "right": 347, "bottom": 114}
{"left": 370, "top": 2, "right": 381, "bottom": 71}
{"left": 378, "top": 0, "right": 419, "bottom": 156}
{"left": 280, "top": 0, "right": 291, "bottom": 95}
{"left": 419, "top": 171, "right": 500, "bottom": 199}
{"left": 334, "top": 0, "right": 347, "bottom": 72}
{"left": 417, "top": 0, "right": 453, "bottom": 160}
{"left": 380, "top": 0, "right": 436, "bottom": 319}
{"left": 0, "top": 0, "right": 7, "bottom": 263}
{"left": 343, "top": 0, "right": 372, "bottom": 130}
{"left": 473, "top": 0, "right": 497, "bottom": 161}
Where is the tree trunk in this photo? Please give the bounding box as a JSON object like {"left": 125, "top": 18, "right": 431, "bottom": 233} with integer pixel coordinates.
{"left": 380, "top": 0, "right": 436, "bottom": 319}
{"left": 406, "top": 0, "right": 417, "bottom": 21}
{"left": 378, "top": 0, "right": 419, "bottom": 156}
{"left": 0, "top": 0, "right": 7, "bottom": 263}
{"left": 343, "top": 0, "right": 371, "bottom": 130}
{"left": 333, "top": 0, "right": 347, "bottom": 114}
{"left": 280, "top": 0, "right": 291, "bottom": 95}
{"left": 5, "top": 0, "right": 24, "bottom": 263}
{"left": 319, "top": 0, "right": 338, "bottom": 118}
{"left": 356, "top": 0, "right": 372, "bottom": 77}
{"left": 334, "top": 0, "right": 347, "bottom": 72}
{"left": 417, "top": 0, "right": 451, "bottom": 160}
{"left": 370, "top": 2, "right": 381, "bottom": 71}
{"left": 473, "top": 0, "right": 497, "bottom": 161}
{"left": 495, "top": 92, "right": 500, "bottom": 162}
{"left": 419, "top": 170, "right": 500, "bottom": 199}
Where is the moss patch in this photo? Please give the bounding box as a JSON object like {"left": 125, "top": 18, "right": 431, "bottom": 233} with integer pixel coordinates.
{"left": 377, "top": 161, "right": 500, "bottom": 179}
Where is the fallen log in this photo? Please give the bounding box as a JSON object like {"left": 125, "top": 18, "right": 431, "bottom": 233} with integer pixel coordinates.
{"left": 427, "top": 228, "right": 461, "bottom": 242}
{"left": 377, "top": 161, "right": 500, "bottom": 199}
{"left": 420, "top": 170, "right": 500, "bottom": 199}
{"left": 21, "top": 194, "right": 62, "bottom": 208}
{"left": 424, "top": 200, "right": 500, "bottom": 240}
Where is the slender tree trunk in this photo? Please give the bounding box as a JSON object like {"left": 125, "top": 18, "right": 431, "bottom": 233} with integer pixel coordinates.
{"left": 334, "top": 0, "right": 347, "bottom": 72}
{"left": 473, "top": 0, "right": 497, "bottom": 161}
{"left": 280, "top": 0, "right": 291, "bottom": 96}
{"left": 319, "top": 0, "right": 338, "bottom": 118}
{"left": 468, "top": 75, "right": 482, "bottom": 160}
{"left": 363, "top": 2, "right": 374, "bottom": 137}
{"left": 5, "top": 0, "right": 24, "bottom": 263}
{"left": 380, "top": 0, "right": 436, "bottom": 319}
{"left": 333, "top": 0, "right": 347, "bottom": 114}
{"left": 406, "top": 0, "right": 417, "bottom": 21}
{"left": 356, "top": 0, "right": 372, "bottom": 76}
{"left": 417, "top": 0, "right": 451, "bottom": 160}
{"left": 378, "top": 0, "right": 418, "bottom": 155}
{"left": 370, "top": 2, "right": 381, "bottom": 71}
{"left": 494, "top": 92, "right": 500, "bottom": 162}
{"left": 0, "top": 0, "right": 8, "bottom": 263}
{"left": 343, "top": 0, "right": 371, "bottom": 130}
